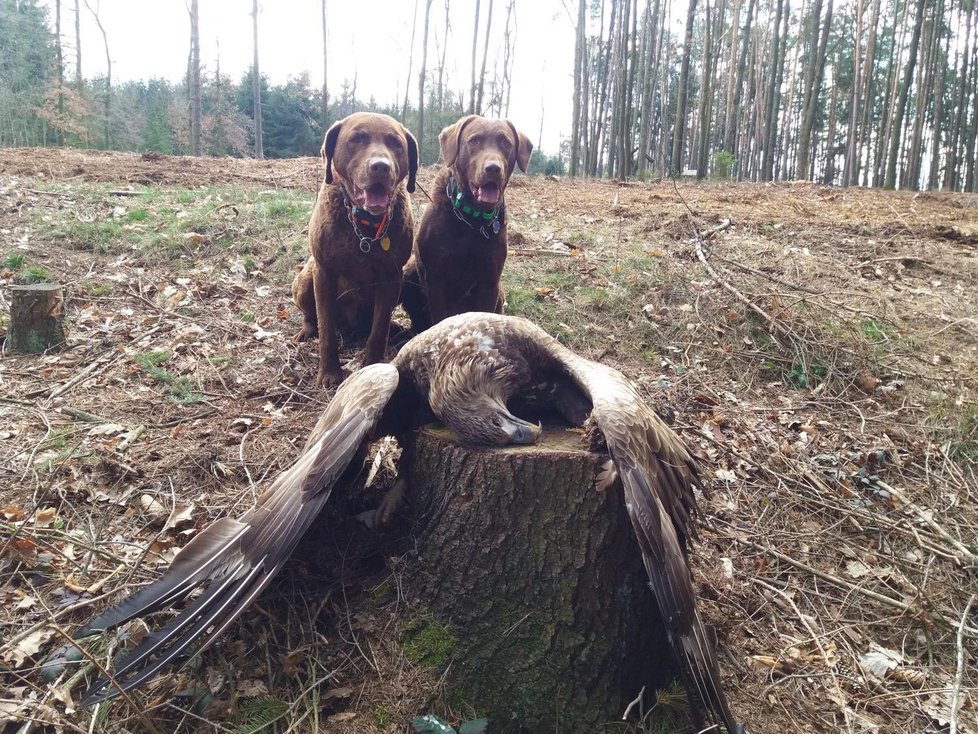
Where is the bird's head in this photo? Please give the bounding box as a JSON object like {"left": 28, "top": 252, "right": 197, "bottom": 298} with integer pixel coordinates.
{"left": 446, "top": 394, "right": 542, "bottom": 447}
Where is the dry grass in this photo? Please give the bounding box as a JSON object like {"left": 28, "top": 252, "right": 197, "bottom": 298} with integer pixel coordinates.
{"left": 1, "top": 149, "right": 977, "bottom": 733}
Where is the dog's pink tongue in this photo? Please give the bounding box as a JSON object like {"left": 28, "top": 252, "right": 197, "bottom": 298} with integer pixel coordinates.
{"left": 364, "top": 186, "right": 390, "bottom": 211}
{"left": 475, "top": 184, "right": 500, "bottom": 205}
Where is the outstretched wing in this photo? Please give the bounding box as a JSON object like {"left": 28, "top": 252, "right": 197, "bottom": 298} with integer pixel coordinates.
{"left": 548, "top": 346, "right": 743, "bottom": 734}
{"left": 76, "top": 363, "right": 400, "bottom": 705}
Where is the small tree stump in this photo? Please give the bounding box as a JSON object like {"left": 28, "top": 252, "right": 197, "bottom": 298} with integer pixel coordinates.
{"left": 7, "top": 283, "right": 67, "bottom": 353}
{"left": 403, "top": 425, "right": 676, "bottom": 732}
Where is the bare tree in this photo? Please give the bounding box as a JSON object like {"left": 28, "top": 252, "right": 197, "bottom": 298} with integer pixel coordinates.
{"left": 500, "top": 0, "right": 516, "bottom": 116}
{"left": 570, "top": 0, "right": 587, "bottom": 176}
{"left": 252, "top": 0, "right": 263, "bottom": 159}
{"left": 475, "top": 0, "right": 495, "bottom": 113}
{"left": 74, "top": 0, "right": 82, "bottom": 86}
{"left": 469, "top": 0, "right": 481, "bottom": 113}
{"left": 322, "top": 0, "right": 329, "bottom": 131}
{"left": 402, "top": 0, "right": 419, "bottom": 115}
{"left": 188, "top": 0, "right": 202, "bottom": 155}
{"left": 418, "top": 0, "right": 435, "bottom": 162}
{"left": 54, "top": 0, "right": 65, "bottom": 144}
{"left": 83, "top": 0, "right": 110, "bottom": 148}
{"left": 796, "top": 0, "right": 833, "bottom": 179}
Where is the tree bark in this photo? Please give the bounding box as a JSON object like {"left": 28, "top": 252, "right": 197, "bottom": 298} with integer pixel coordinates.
{"left": 796, "top": 0, "right": 833, "bottom": 180}
{"left": 322, "top": 0, "right": 329, "bottom": 132}
{"left": 469, "top": 0, "right": 481, "bottom": 114}
{"left": 74, "top": 0, "right": 82, "bottom": 87}
{"left": 189, "top": 0, "right": 201, "bottom": 156}
{"left": 252, "top": 0, "right": 264, "bottom": 160}
{"left": 83, "top": 0, "right": 110, "bottom": 149}
{"left": 401, "top": 0, "right": 419, "bottom": 116}
{"left": 671, "top": 0, "right": 699, "bottom": 175}
{"left": 417, "top": 0, "right": 434, "bottom": 163}
{"left": 761, "top": 0, "right": 787, "bottom": 181}
{"left": 475, "top": 0, "right": 494, "bottom": 114}
{"left": 8, "top": 283, "right": 68, "bottom": 353}
{"left": 402, "top": 425, "right": 675, "bottom": 732}
{"left": 885, "top": 0, "right": 926, "bottom": 189}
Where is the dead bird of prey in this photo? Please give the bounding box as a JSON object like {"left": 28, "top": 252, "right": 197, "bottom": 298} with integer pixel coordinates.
{"left": 75, "top": 312, "right": 743, "bottom": 734}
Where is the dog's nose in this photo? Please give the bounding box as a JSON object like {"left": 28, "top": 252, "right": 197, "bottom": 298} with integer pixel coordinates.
{"left": 370, "top": 158, "right": 392, "bottom": 175}
{"left": 484, "top": 161, "right": 503, "bottom": 176}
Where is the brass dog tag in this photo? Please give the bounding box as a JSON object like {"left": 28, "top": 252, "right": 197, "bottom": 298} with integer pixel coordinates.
{"left": 381, "top": 236, "right": 391, "bottom": 251}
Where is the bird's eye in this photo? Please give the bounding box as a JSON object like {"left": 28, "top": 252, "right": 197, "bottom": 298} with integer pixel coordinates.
{"left": 491, "top": 416, "right": 503, "bottom": 427}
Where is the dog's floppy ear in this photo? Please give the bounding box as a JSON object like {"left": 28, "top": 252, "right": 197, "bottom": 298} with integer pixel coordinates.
{"left": 403, "top": 124, "right": 419, "bottom": 193}
{"left": 321, "top": 119, "right": 343, "bottom": 184}
{"left": 506, "top": 120, "right": 534, "bottom": 173}
{"left": 439, "top": 115, "right": 478, "bottom": 167}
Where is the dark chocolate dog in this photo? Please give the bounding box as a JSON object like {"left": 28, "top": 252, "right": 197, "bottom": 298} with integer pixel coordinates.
{"left": 401, "top": 115, "right": 531, "bottom": 331}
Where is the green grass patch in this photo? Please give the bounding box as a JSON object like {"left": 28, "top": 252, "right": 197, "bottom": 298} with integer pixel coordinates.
{"left": 233, "top": 695, "right": 289, "bottom": 734}
{"left": 402, "top": 616, "right": 457, "bottom": 669}
{"left": 51, "top": 219, "right": 125, "bottom": 253}
{"left": 126, "top": 208, "right": 151, "bottom": 222}
{"left": 78, "top": 279, "right": 114, "bottom": 297}
{"left": 134, "top": 350, "right": 204, "bottom": 405}
{"left": 3, "top": 252, "right": 25, "bottom": 269}
{"left": 22, "top": 265, "right": 52, "bottom": 283}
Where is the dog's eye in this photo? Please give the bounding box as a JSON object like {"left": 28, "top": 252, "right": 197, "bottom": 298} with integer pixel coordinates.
{"left": 468, "top": 135, "right": 484, "bottom": 147}
{"left": 350, "top": 132, "right": 368, "bottom": 145}
{"left": 497, "top": 135, "right": 513, "bottom": 151}
{"left": 385, "top": 135, "right": 403, "bottom": 150}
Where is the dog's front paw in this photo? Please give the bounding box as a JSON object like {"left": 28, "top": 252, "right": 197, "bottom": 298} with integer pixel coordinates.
{"left": 293, "top": 323, "right": 317, "bottom": 343}
{"left": 316, "top": 367, "right": 345, "bottom": 388}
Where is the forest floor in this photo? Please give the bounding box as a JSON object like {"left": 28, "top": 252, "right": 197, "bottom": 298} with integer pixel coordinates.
{"left": 1, "top": 146, "right": 977, "bottom": 734}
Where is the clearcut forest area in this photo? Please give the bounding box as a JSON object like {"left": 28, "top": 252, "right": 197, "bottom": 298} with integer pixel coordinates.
{"left": 1, "top": 147, "right": 977, "bottom": 734}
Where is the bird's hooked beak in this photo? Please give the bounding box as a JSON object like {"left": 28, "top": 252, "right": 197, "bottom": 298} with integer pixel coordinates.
{"left": 502, "top": 415, "right": 542, "bottom": 445}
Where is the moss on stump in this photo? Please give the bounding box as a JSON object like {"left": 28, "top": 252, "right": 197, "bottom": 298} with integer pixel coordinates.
{"left": 402, "top": 424, "right": 677, "bottom": 732}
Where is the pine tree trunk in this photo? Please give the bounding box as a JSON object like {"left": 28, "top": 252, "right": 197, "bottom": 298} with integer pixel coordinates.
{"left": 475, "top": 0, "right": 494, "bottom": 114}
{"left": 74, "top": 0, "right": 82, "bottom": 87}
{"left": 322, "top": 0, "right": 329, "bottom": 131}
{"left": 885, "top": 0, "right": 926, "bottom": 189}
{"left": 189, "top": 0, "right": 201, "bottom": 156}
{"left": 402, "top": 425, "right": 675, "bottom": 732}
{"left": 8, "top": 283, "right": 68, "bottom": 354}
{"left": 570, "top": 0, "right": 586, "bottom": 176}
{"left": 797, "top": 0, "right": 833, "bottom": 180}
{"left": 417, "top": 0, "right": 434, "bottom": 164}
{"left": 762, "top": 0, "right": 786, "bottom": 181}
{"left": 672, "top": 0, "right": 699, "bottom": 175}
{"left": 252, "top": 0, "right": 264, "bottom": 160}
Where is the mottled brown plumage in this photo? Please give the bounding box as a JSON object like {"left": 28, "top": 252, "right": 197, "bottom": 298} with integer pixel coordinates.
{"left": 76, "top": 313, "right": 742, "bottom": 733}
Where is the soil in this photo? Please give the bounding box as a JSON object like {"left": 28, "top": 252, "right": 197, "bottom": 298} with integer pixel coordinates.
{"left": 1, "top": 147, "right": 977, "bottom": 734}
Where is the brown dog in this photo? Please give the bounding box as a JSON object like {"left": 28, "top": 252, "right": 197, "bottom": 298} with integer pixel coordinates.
{"left": 292, "top": 112, "right": 418, "bottom": 387}
{"left": 401, "top": 115, "right": 531, "bottom": 331}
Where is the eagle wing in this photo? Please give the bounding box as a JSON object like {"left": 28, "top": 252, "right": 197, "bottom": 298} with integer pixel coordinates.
{"left": 546, "top": 344, "right": 742, "bottom": 734}
{"left": 76, "top": 363, "right": 400, "bottom": 705}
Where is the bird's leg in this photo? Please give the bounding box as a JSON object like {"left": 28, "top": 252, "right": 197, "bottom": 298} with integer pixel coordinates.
{"left": 373, "top": 476, "right": 407, "bottom": 527}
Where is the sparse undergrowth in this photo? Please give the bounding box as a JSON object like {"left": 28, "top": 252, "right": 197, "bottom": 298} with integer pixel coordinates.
{"left": 1, "top": 149, "right": 976, "bottom": 734}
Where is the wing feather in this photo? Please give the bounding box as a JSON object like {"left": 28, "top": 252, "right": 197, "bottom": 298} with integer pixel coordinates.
{"left": 536, "top": 333, "right": 742, "bottom": 734}
{"left": 77, "top": 364, "right": 400, "bottom": 705}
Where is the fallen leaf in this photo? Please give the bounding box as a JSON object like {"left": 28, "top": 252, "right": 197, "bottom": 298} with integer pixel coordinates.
{"left": 236, "top": 679, "right": 269, "bottom": 698}
{"left": 859, "top": 646, "right": 903, "bottom": 677}
{"left": 2, "top": 627, "right": 56, "bottom": 667}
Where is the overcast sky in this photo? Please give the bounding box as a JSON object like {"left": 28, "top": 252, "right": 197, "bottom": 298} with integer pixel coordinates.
{"left": 49, "top": 0, "right": 576, "bottom": 153}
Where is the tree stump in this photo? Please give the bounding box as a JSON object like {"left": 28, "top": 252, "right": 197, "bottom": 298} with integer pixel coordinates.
{"left": 7, "top": 283, "right": 67, "bottom": 353}
{"left": 402, "top": 425, "right": 676, "bottom": 732}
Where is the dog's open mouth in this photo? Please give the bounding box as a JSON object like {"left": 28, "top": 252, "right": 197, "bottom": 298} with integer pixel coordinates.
{"left": 473, "top": 182, "right": 501, "bottom": 206}
{"left": 353, "top": 183, "right": 393, "bottom": 215}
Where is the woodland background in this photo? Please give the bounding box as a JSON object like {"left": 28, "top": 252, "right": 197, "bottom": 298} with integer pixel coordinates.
{"left": 1, "top": 0, "right": 977, "bottom": 190}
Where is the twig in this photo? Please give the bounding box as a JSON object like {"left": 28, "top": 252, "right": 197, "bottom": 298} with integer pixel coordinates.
{"left": 755, "top": 579, "right": 854, "bottom": 733}
{"left": 106, "top": 190, "right": 143, "bottom": 197}
{"left": 621, "top": 685, "right": 646, "bottom": 720}
{"left": 737, "top": 539, "right": 978, "bottom": 637}
{"left": 49, "top": 625, "right": 164, "bottom": 734}
{"left": 875, "top": 479, "right": 978, "bottom": 564}
{"left": 949, "top": 594, "right": 975, "bottom": 734}
{"left": 693, "top": 219, "right": 781, "bottom": 333}
{"left": 115, "top": 424, "right": 146, "bottom": 453}
{"left": 508, "top": 248, "right": 579, "bottom": 258}
{"left": 60, "top": 406, "right": 108, "bottom": 424}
